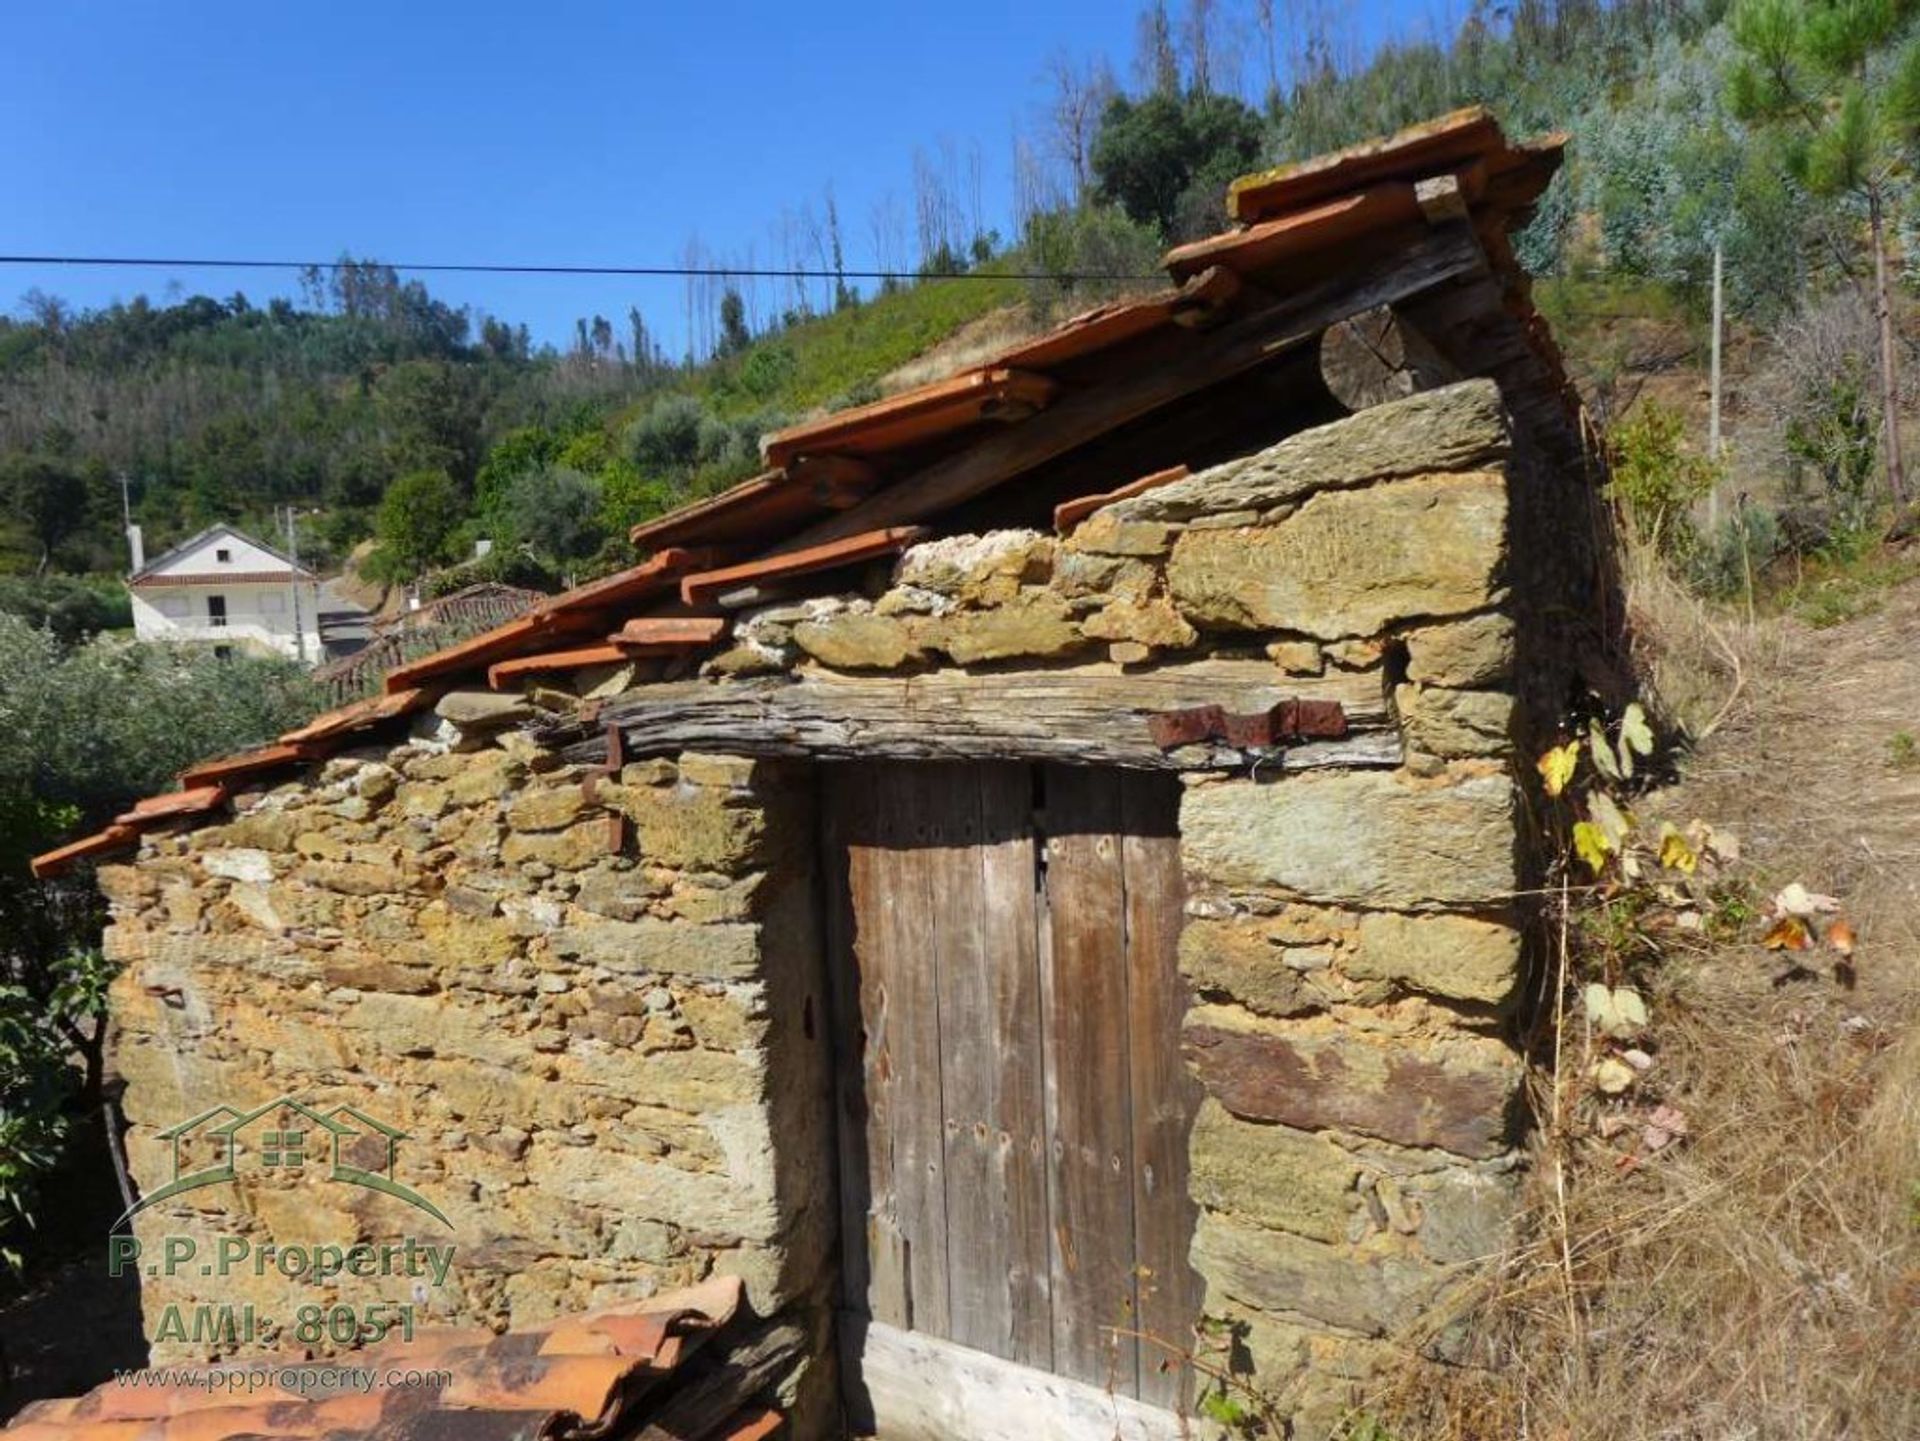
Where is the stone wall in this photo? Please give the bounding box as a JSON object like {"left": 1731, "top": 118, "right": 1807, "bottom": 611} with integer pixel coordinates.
{"left": 104, "top": 739, "right": 836, "bottom": 1373}
{"left": 97, "top": 378, "right": 1580, "bottom": 1437}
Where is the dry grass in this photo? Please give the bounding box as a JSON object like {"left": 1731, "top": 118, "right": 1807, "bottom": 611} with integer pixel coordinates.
{"left": 1364, "top": 550, "right": 1920, "bottom": 1440}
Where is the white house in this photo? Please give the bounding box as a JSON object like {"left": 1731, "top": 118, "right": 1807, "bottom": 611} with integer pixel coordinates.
{"left": 128, "top": 524, "right": 323, "bottom": 663}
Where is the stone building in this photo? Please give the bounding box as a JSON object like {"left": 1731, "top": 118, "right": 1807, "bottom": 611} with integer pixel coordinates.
{"left": 34, "top": 109, "right": 1619, "bottom": 1440}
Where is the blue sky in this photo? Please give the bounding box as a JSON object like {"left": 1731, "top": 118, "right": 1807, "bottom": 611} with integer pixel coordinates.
{"left": 2, "top": 1, "right": 1450, "bottom": 351}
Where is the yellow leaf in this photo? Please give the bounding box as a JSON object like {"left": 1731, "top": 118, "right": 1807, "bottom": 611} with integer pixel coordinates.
{"left": 1538, "top": 741, "right": 1580, "bottom": 797}
{"left": 1657, "top": 824, "right": 1697, "bottom": 874}
{"left": 1587, "top": 791, "right": 1632, "bottom": 849}
{"left": 1573, "top": 820, "right": 1612, "bottom": 873}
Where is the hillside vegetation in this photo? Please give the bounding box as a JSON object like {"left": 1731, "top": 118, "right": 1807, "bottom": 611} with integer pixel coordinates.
{"left": 10, "top": 1, "right": 1912, "bottom": 607}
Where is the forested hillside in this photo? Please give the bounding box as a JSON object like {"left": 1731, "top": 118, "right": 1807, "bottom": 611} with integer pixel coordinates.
{"left": 0, "top": 0, "right": 1906, "bottom": 606}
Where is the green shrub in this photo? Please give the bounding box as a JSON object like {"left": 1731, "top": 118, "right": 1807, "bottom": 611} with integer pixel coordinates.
{"left": 1608, "top": 401, "right": 1725, "bottom": 554}
{"left": 0, "top": 576, "right": 131, "bottom": 644}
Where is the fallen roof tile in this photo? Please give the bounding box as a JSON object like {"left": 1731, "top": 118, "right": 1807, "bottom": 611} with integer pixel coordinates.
{"left": 1, "top": 1276, "right": 751, "bottom": 1441}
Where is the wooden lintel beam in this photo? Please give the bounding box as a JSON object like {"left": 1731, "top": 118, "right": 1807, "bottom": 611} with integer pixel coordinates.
{"left": 535, "top": 660, "right": 1398, "bottom": 774}
{"left": 765, "top": 223, "right": 1489, "bottom": 556}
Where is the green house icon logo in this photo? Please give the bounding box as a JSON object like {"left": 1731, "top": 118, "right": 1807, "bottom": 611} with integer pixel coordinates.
{"left": 114, "top": 1096, "right": 452, "bottom": 1231}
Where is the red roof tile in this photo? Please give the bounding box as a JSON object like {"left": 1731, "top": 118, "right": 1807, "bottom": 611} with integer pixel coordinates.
{"left": 1054, "top": 464, "right": 1190, "bottom": 534}
{"left": 488, "top": 643, "right": 632, "bottom": 689}
{"left": 678, "top": 526, "right": 929, "bottom": 606}
{"left": 1226, "top": 105, "right": 1506, "bottom": 222}
{"left": 113, "top": 786, "right": 226, "bottom": 827}
{"left": 763, "top": 367, "right": 1059, "bottom": 468}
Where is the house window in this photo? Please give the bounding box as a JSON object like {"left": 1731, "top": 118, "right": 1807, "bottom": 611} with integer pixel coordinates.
{"left": 215, "top": 548, "right": 232, "bottom": 563}
{"left": 206, "top": 595, "right": 227, "bottom": 627}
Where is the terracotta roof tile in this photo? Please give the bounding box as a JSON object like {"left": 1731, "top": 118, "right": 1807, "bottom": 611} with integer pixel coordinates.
{"left": 2, "top": 1277, "right": 761, "bottom": 1441}
{"left": 28, "top": 111, "right": 1579, "bottom": 881}
{"left": 114, "top": 786, "right": 227, "bottom": 827}
{"left": 384, "top": 548, "right": 713, "bottom": 693}
{"left": 488, "top": 643, "right": 632, "bottom": 689}
{"left": 763, "top": 367, "right": 1058, "bottom": 468}
{"left": 1226, "top": 104, "right": 1505, "bottom": 222}
{"left": 1054, "top": 464, "right": 1192, "bottom": 535}
{"left": 678, "top": 526, "right": 928, "bottom": 606}
{"left": 608, "top": 617, "right": 731, "bottom": 652}
{"left": 129, "top": 572, "right": 311, "bottom": 589}
{"left": 27, "top": 824, "right": 141, "bottom": 879}
{"left": 177, "top": 742, "right": 319, "bottom": 790}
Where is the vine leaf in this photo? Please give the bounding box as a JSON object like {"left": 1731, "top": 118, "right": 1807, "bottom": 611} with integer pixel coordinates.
{"left": 1657, "top": 823, "right": 1698, "bottom": 874}
{"left": 1588, "top": 717, "right": 1623, "bottom": 781}
{"left": 1538, "top": 741, "right": 1580, "bottom": 797}
{"left": 1620, "top": 702, "right": 1655, "bottom": 758}
{"left": 1584, "top": 982, "right": 1650, "bottom": 1037}
{"left": 1573, "top": 820, "right": 1612, "bottom": 873}
{"left": 1588, "top": 791, "right": 1632, "bottom": 849}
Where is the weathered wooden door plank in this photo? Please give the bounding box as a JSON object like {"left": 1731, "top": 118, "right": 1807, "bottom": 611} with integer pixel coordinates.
{"left": 880, "top": 764, "right": 954, "bottom": 1338}
{"left": 1118, "top": 772, "right": 1202, "bottom": 1411}
{"left": 970, "top": 764, "right": 1053, "bottom": 1367}
{"left": 1038, "top": 764, "right": 1142, "bottom": 1396}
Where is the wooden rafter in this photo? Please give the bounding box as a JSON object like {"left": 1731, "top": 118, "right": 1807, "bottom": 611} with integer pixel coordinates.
{"left": 762, "top": 222, "right": 1487, "bottom": 556}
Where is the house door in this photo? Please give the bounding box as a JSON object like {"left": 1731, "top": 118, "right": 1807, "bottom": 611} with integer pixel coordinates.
{"left": 821, "top": 762, "right": 1199, "bottom": 1438}
{"left": 206, "top": 594, "right": 228, "bottom": 628}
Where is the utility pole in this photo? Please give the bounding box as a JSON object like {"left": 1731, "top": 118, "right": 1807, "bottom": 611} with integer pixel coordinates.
{"left": 1708, "top": 240, "right": 1724, "bottom": 529}
{"left": 283, "top": 504, "right": 308, "bottom": 666}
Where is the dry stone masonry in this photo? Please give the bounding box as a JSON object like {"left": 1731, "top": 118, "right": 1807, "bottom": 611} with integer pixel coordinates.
{"left": 97, "top": 379, "right": 1597, "bottom": 1437}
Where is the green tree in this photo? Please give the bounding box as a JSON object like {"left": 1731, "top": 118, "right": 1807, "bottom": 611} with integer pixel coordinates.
{"left": 718, "top": 289, "right": 752, "bottom": 359}
{"left": 497, "top": 466, "right": 607, "bottom": 573}
{"left": 3, "top": 456, "right": 89, "bottom": 575}
{"left": 1727, "top": 0, "right": 1920, "bottom": 504}
{"left": 375, "top": 469, "right": 463, "bottom": 579}
{"left": 0, "top": 617, "right": 319, "bottom": 1249}
{"left": 1090, "top": 90, "right": 1263, "bottom": 238}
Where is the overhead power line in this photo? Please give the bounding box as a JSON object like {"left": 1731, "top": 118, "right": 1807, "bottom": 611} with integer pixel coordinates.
{"left": 0, "top": 253, "right": 1162, "bottom": 284}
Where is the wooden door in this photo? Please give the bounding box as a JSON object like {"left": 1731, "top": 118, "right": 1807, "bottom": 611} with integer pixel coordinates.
{"left": 822, "top": 761, "right": 1199, "bottom": 1429}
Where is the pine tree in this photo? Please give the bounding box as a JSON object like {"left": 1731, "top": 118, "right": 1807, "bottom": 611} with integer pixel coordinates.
{"left": 1728, "top": 0, "right": 1920, "bottom": 505}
